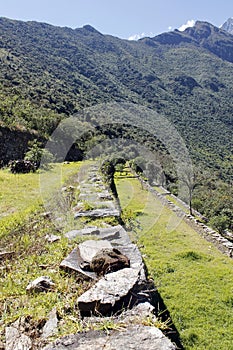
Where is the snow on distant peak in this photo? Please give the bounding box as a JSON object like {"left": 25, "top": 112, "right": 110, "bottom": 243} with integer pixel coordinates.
{"left": 128, "top": 32, "right": 155, "bottom": 41}
{"left": 220, "top": 18, "right": 233, "bottom": 34}
{"left": 178, "top": 19, "right": 195, "bottom": 32}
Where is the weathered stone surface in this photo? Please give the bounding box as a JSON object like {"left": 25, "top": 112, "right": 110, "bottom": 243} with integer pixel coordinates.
{"left": 78, "top": 240, "right": 112, "bottom": 263}
{"left": 42, "top": 325, "right": 176, "bottom": 350}
{"left": 82, "top": 302, "right": 155, "bottom": 328}
{"left": 77, "top": 268, "right": 140, "bottom": 315}
{"left": 89, "top": 176, "right": 100, "bottom": 182}
{"left": 116, "top": 244, "right": 146, "bottom": 281}
{"left": 97, "top": 192, "right": 113, "bottom": 201}
{"left": 74, "top": 208, "right": 120, "bottom": 219}
{"left": 97, "top": 225, "right": 132, "bottom": 246}
{"left": 26, "top": 276, "right": 55, "bottom": 293}
{"left": 60, "top": 247, "right": 97, "bottom": 280}
{"left": 64, "top": 225, "right": 131, "bottom": 244}
{"left": 64, "top": 227, "right": 100, "bottom": 240}
{"left": 78, "top": 193, "right": 95, "bottom": 200}
{"left": 63, "top": 226, "right": 146, "bottom": 280}
{"left": 42, "top": 308, "right": 58, "bottom": 339}
{"left": 92, "top": 201, "right": 116, "bottom": 209}
{"left": 124, "top": 301, "right": 155, "bottom": 318}
{"left": 90, "top": 248, "right": 130, "bottom": 275}
{"left": 5, "top": 326, "right": 32, "bottom": 350}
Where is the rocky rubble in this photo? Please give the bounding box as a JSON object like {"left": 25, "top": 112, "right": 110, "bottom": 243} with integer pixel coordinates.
{"left": 26, "top": 276, "right": 55, "bottom": 293}
{"left": 4, "top": 164, "right": 177, "bottom": 350}
{"left": 77, "top": 268, "right": 141, "bottom": 316}
{"left": 43, "top": 325, "right": 176, "bottom": 350}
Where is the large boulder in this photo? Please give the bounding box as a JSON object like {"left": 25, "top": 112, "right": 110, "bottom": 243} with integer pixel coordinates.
{"left": 90, "top": 248, "right": 130, "bottom": 275}
{"left": 60, "top": 240, "right": 112, "bottom": 280}
{"left": 42, "top": 325, "right": 176, "bottom": 350}
{"left": 77, "top": 268, "right": 140, "bottom": 316}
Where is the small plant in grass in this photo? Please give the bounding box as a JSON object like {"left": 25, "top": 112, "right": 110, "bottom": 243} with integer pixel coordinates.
{"left": 178, "top": 251, "right": 203, "bottom": 261}
{"left": 141, "top": 314, "right": 173, "bottom": 331}
{"left": 82, "top": 318, "right": 126, "bottom": 334}
{"left": 121, "top": 208, "right": 141, "bottom": 231}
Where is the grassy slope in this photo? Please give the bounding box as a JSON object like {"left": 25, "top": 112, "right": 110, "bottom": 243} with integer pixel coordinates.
{"left": 0, "top": 162, "right": 83, "bottom": 239}
{"left": 0, "top": 161, "right": 121, "bottom": 345}
{"left": 0, "top": 162, "right": 92, "bottom": 342}
{"left": 0, "top": 163, "right": 83, "bottom": 217}
{"left": 115, "top": 175, "right": 233, "bottom": 350}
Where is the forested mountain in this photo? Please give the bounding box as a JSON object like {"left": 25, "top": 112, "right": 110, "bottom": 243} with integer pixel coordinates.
{"left": 0, "top": 17, "right": 232, "bottom": 180}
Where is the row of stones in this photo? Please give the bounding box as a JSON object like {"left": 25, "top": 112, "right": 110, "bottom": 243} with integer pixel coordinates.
{"left": 4, "top": 164, "right": 177, "bottom": 350}
{"left": 43, "top": 165, "right": 176, "bottom": 349}
{"left": 139, "top": 178, "right": 233, "bottom": 257}
{"left": 73, "top": 164, "right": 120, "bottom": 219}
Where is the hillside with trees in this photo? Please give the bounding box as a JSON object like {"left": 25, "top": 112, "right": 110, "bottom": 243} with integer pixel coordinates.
{"left": 0, "top": 17, "right": 232, "bottom": 229}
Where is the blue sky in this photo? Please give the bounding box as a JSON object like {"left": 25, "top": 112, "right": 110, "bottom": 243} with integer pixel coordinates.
{"left": 1, "top": 0, "right": 232, "bottom": 39}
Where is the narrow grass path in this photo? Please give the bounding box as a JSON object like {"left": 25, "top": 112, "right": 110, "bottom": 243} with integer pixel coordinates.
{"left": 115, "top": 175, "right": 233, "bottom": 350}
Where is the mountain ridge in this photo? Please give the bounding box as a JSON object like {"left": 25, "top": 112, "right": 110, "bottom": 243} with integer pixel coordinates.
{"left": 0, "top": 17, "right": 232, "bottom": 181}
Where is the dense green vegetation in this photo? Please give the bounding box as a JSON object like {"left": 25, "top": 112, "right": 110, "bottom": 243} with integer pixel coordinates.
{"left": 0, "top": 17, "right": 232, "bottom": 230}
{"left": 0, "top": 18, "right": 232, "bottom": 173}
{"left": 115, "top": 172, "right": 233, "bottom": 350}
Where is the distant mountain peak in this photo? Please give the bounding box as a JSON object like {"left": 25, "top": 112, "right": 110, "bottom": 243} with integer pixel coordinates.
{"left": 220, "top": 18, "right": 233, "bottom": 34}
{"left": 81, "top": 24, "right": 103, "bottom": 35}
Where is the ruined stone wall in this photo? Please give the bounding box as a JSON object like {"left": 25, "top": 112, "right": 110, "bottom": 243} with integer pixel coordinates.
{"left": 0, "top": 126, "right": 42, "bottom": 165}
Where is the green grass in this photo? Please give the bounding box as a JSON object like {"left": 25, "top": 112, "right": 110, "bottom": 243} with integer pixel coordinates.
{"left": 0, "top": 211, "right": 92, "bottom": 339}
{"left": 115, "top": 175, "right": 233, "bottom": 350}
{"left": 0, "top": 162, "right": 82, "bottom": 218}
{"left": 153, "top": 185, "right": 190, "bottom": 214}
{"left": 0, "top": 162, "right": 95, "bottom": 343}
{"left": 166, "top": 194, "right": 190, "bottom": 214}
{"left": 0, "top": 162, "right": 83, "bottom": 239}
{"left": 1, "top": 163, "right": 232, "bottom": 348}
{"left": 0, "top": 160, "right": 120, "bottom": 346}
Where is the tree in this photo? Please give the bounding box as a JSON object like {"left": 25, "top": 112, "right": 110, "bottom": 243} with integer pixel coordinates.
{"left": 210, "top": 215, "right": 230, "bottom": 234}
{"left": 181, "top": 168, "right": 198, "bottom": 215}
{"left": 24, "top": 140, "right": 54, "bottom": 169}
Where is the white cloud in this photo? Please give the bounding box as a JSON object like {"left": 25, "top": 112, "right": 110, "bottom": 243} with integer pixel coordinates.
{"left": 128, "top": 32, "right": 155, "bottom": 41}
{"left": 168, "top": 26, "right": 173, "bottom": 31}
{"left": 178, "top": 19, "right": 195, "bottom": 31}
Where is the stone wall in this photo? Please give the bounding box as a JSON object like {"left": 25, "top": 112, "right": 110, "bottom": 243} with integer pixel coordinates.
{"left": 138, "top": 176, "right": 233, "bottom": 257}
{"left": 0, "top": 126, "right": 42, "bottom": 165}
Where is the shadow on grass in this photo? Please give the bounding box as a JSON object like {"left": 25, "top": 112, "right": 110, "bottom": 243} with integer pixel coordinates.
{"left": 143, "top": 264, "right": 184, "bottom": 349}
